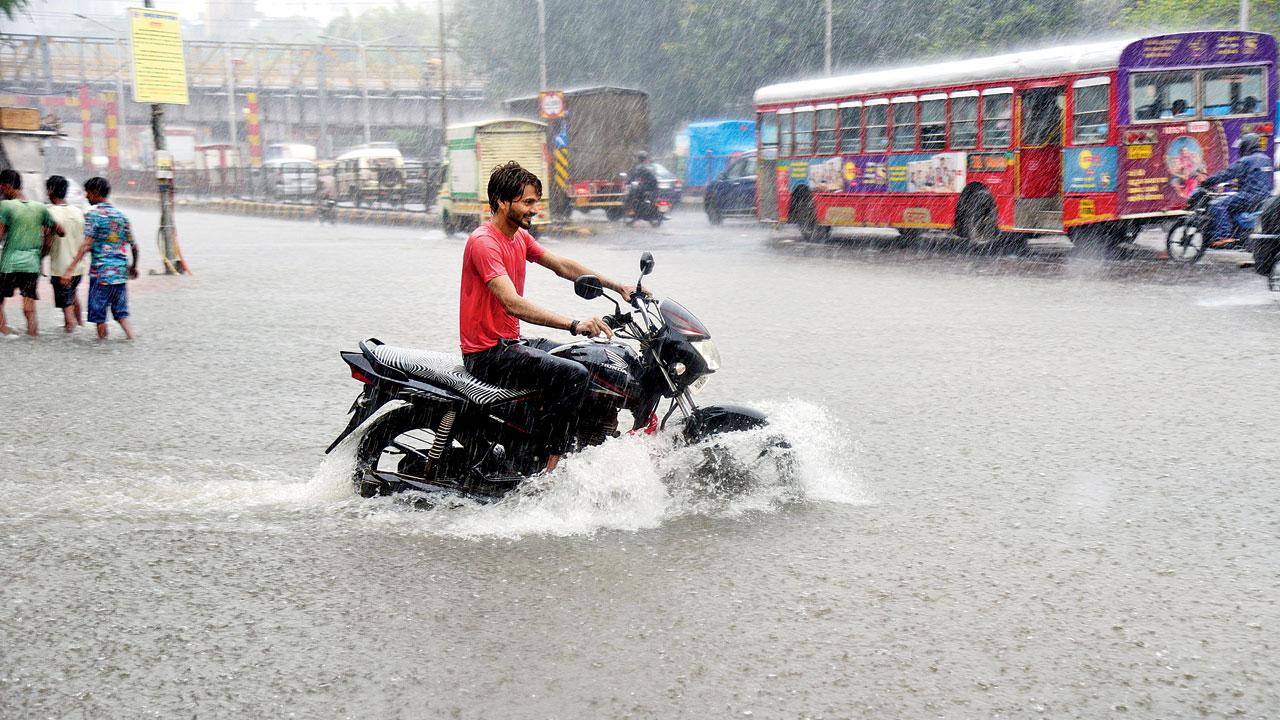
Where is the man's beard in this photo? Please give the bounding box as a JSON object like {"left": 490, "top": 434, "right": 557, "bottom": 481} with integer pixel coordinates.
{"left": 508, "top": 206, "right": 533, "bottom": 229}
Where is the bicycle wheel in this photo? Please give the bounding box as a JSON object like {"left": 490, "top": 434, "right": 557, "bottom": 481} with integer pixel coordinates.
{"left": 1166, "top": 218, "right": 1208, "bottom": 264}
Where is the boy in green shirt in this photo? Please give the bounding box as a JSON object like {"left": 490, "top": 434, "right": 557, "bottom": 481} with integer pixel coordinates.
{"left": 0, "top": 169, "right": 65, "bottom": 337}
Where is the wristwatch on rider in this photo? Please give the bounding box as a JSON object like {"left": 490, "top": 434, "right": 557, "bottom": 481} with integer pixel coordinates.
{"left": 568, "top": 319, "right": 580, "bottom": 336}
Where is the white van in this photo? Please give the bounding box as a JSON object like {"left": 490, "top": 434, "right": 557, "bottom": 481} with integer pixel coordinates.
{"left": 334, "top": 145, "right": 405, "bottom": 207}
{"left": 263, "top": 158, "right": 318, "bottom": 201}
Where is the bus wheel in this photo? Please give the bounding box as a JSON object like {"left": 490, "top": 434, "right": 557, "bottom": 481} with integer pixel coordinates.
{"left": 796, "top": 196, "right": 830, "bottom": 242}
{"left": 896, "top": 228, "right": 923, "bottom": 246}
{"left": 960, "top": 190, "right": 1000, "bottom": 252}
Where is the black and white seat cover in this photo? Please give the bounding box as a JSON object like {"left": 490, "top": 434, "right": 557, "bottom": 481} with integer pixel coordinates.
{"left": 369, "top": 344, "right": 534, "bottom": 405}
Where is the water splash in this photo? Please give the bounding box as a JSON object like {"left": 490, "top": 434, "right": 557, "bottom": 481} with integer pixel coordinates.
{"left": 2, "top": 400, "right": 867, "bottom": 538}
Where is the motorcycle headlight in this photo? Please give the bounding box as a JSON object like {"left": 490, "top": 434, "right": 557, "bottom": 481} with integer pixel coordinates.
{"left": 691, "top": 339, "right": 721, "bottom": 373}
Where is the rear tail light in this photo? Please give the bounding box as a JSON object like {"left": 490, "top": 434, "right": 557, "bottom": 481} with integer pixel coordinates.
{"left": 350, "top": 367, "right": 375, "bottom": 384}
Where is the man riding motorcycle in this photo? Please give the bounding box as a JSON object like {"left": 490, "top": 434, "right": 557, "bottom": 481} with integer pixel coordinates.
{"left": 625, "top": 151, "right": 660, "bottom": 217}
{"left": 1199, "top": 133, "right": 1274, "bottom": 248}
{"left": 460, "top": 161, "right": 637, "bottom": 474}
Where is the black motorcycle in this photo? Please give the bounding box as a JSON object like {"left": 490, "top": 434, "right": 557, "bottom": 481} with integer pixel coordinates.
{"left": 623, "top": 179, "right": 670, "bottom": 227}
{"left": 327, "top": 252, "right": 782, "bottom": 502}
{"left": 1166, "top": 188, "right": 1261, "bottom": 264}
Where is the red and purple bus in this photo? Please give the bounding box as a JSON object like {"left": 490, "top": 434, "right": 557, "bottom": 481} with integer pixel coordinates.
{"left": 753, "top": 31, "right": 1277, "bottom": 248}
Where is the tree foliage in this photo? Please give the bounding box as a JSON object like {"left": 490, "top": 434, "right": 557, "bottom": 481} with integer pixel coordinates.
{"left": 444, "top": 0, "right": 1280, "bottom": 148}
{"left": 323, "top": 1, "right": 440, "bottom": 45}
{"left": 1126, "top": 0, "right": 1280, "bottom": 37}
{"left": 1, "top": 0, "right": 30, "bottom": 21}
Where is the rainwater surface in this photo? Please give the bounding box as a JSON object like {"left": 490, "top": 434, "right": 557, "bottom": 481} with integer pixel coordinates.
{"left": 2, "top": 207, "right": 1279, "bottom": 718}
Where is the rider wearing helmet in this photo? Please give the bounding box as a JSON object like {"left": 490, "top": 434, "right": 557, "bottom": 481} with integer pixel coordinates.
{"left": 625, "top": 151, "right": 659, "bottom": 215}
{"left": 1201, "top": 133, "right": 1274, "bottom": 247}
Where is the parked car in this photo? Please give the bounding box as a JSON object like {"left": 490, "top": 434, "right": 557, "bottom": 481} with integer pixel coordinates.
{"left": 262, "top": 158, "right": 318, "bottom": 202}
{"left": 703, "top": 150, "right": 757, "bottom": 224}
{"left": 652, "top": 162, "right": 683, "bottom": 207}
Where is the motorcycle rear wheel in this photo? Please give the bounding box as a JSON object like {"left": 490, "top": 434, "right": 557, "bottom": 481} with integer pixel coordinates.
{"left": 351, "top": 405, "right": 447, "bottom": 497}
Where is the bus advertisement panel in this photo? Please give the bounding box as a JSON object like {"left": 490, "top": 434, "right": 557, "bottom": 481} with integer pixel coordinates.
{"left": 754, "top": 31, "right": 1277, "bottom": 247}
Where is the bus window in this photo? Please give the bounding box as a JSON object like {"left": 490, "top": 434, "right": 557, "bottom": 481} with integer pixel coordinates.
{"left": 950, "top": 93, "right": 978, "bottom": 149}
{"left": 1202, "top": 67, "right": 1266, "bottom": 117}
{"left": 1131, "top": 71, "right": 1195, "bottom": 121}
{"left": 838, "top": 103, "right": 862, "bottom": 154}
{"left": 778, "top": 111, "right": 793, "bottom": 157}
{"left": 981, "top": 90, "right": 1013, "bottom": 148}
{"left": 759, "top": 111, "right": 778, "bottom": 152}
{"left": 793, "top": 108, "right": 815, "bottom": 156}
{"left": 815, "top": 106, "right": 838, "bottom": 155}
{"left": 920, "top": 95, "right": 946, "bottom": 151}
{"left": 892, "top": 98, "right": 917, "bottom": 151}
{"left": 865, "top": 102, "right": 889, "bottom": 152}
{"left": 1072, "top": 78, "right": 1110, "bottom": 144}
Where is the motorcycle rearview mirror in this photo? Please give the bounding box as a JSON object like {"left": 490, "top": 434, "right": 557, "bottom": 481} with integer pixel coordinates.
{"left": 574, "top": 274, "right": 605, "bottom": 300}
{"left": 640, "top": 252, "right": 654, "bottom": 275}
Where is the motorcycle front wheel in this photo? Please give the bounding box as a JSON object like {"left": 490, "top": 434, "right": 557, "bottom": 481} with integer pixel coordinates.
{"left": 1166, "top": 217, "right": 1209, "bottom": 264}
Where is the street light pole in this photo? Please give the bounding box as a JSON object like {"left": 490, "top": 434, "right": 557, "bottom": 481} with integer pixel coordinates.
{"left": 1241, "top": 0, "right": 1250, "bottom": 30}
{"left": 358, "top": 30, "right": 372, "bottom": 144}
{"left": 824, "top": 0, "right": 832, "bottom": 76}
{"left": 143, "top": 0, "right": 179, "bottom": 273}
{"left": 537, "top": 0, "right": 547, "bottom": 90}
{"left": 225, "top": 43, "right": 238, "bottom": 151}
{"left": 438, "top": 0, "right": 448, "bottom": 159}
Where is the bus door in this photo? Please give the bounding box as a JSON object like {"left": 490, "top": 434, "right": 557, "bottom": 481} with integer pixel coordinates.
{"left": 757, "top": 111, "right": 779, "bottom": 221}
{"left": 1015, "top": 85, "right": 1065, "bottom": 229}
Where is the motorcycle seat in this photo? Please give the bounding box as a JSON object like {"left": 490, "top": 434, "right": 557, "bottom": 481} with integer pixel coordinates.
{"left": 367, "top": 343, "right": 536, "bottom": 405}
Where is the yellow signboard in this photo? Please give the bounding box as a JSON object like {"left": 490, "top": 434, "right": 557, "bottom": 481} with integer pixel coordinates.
{"left": 129, "top": 7, "right": 189, "bottom": 105}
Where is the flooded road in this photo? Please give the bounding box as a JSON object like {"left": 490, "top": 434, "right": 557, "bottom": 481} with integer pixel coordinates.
{"left": 3, "top": 206, "right": 1278, "bottom": 718}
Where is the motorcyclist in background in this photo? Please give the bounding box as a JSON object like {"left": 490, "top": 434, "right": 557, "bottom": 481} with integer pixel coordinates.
{"left": 1198, "top": 133, "right": 1274, "bottom": 248}
{"left": 625, "top": 151, "right": 659, "bottom": 216}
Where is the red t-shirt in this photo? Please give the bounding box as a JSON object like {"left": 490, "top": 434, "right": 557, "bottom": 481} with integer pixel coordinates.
{"left": 459, "top": 222, "right": 547, "bottom": 353}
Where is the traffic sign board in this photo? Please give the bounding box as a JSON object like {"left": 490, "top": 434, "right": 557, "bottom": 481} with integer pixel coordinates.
{"left": 539, "top": 91, "right": 565, "bottom": 119}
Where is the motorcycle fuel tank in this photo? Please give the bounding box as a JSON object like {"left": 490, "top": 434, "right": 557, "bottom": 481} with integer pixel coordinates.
{"left": 553, "top": 341, "right": 644, "bottom": 403}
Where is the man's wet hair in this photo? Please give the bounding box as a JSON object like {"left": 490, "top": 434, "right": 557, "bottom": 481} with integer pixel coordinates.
{"left": 46, "top": 175, "right": 68, "bottom": 200}
{"left": 0, "top": 168, "right": 21, "bottom": 189}
{"left": 84, "top": 176, "right": 111, "bottom": 198}
{"left": 487, "top": 161, "right": 542, "bottom": 212}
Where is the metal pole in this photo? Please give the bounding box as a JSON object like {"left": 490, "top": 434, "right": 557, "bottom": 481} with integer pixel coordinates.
{"left": 359, "top": 40, "right": 372, "bottom": 144}
{"left": 225, "top": 44, "right": 238, "bottom": 148}
{"left": 438, "top": 0, "right": 448, "bottom": 150}
{"left": 1240, "top": 0, "right": 1250, "bottom": 30}
{"left": 317, "top": 44, "right": 330, "bottom": 158}
{"left": 537, "top": 0, "right": 547, "bottom": 90}
{"left": 115, "top": 36, "right": 126, "bottom": 164}
{"left": 145, "top": 0, "right": 178, "bottom": 274}
{"left": 824, "top": 0, "right": 832, "bottom": 76}
{"left": 355, "top": 24, "right": 371, "bottom": 144}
